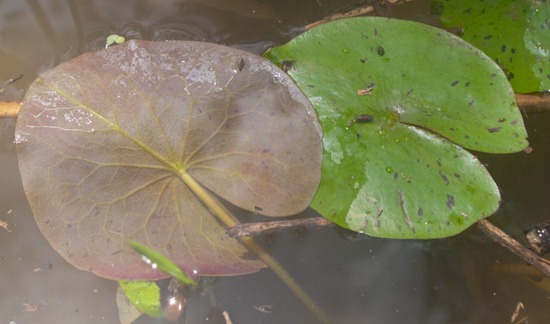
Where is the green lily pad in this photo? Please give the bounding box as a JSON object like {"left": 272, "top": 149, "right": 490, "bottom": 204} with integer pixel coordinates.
{"left": 265, "top": 17, "right": 529, "bottom": 238}
{"left": 433, "top": 0, "right": 550, "bottom": 93}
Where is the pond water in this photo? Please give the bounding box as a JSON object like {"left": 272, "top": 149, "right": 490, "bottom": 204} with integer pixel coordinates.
{"left": 1, "top": 0, "right": 549, "bottom": 323}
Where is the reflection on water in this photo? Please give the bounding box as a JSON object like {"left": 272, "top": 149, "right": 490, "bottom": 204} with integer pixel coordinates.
{"left": 1, "top": 0, "right": 550, "bottom": 323}
{"left": 0, "top": 0, "right": 283, "bottom": 89}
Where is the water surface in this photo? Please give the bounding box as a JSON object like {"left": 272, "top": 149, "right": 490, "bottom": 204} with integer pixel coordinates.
{"left": 1, "top": 1, "right": 549, "bottom": 323}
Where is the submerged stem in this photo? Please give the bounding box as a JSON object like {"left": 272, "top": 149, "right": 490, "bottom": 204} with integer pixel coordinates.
{"left": 179, "top": 171, "right": 331, "bottom": 323}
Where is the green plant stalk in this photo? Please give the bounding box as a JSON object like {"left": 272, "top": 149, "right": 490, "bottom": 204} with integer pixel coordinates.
{"left": 127, "top": 239, "right": 198, "bottom": 286}
{"left": 179, "top": 171, "right": 331, "bottom": 324}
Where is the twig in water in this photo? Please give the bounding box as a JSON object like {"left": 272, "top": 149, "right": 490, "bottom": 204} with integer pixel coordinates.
{"left": 516, "top": 93, "right": 550, "bottom": 113}
{"left": 0, "top": 74, "right": 23, "bottom": 96}
{"left": 305, "top": 0, "right": 412, "bottom": 30}
{"left": 0, "top": 101, "right": 20, "bottom": 118}
{"left": 226, "top": 217, "right": 335, "bottom": 238}
{"left": 2, "top": 94, "right": 547, "bottom": 119}
{"left": 476, "top": 219, "right": 550, "bottom": 277}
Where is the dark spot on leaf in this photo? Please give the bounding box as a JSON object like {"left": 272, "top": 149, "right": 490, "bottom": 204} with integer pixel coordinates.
{"left": 355, "top": 114, "right": 374, "bottom": 123}
{"left": 500, "top": 44, "right": 506, "bottom": 53}
{"left": 360, "top": 57, "right": 367, "bottom": 63}
{"left": 240, "top": 250, "right": 258, "bottom": 260}
{"left": 484, "top": 34, "right": 492, "bottom": 40}
{"left": 281, "top": 60, "right": 294, "bottom": 72}
{"left": 237, "top": 58, "right": 245, "bottom": 71}
{"left": 464, "top": 82, "right": 470, "bottom": 87}
{"left": 406, "top": 88, "right": 413, "bottom": 96}
{"left": 417, "top": 208, "right": 423, "bottom": 217}
{"left": 436, "top": 159, "right": 442, "bottom": 167}
{"left": 254, "top": 206, "right": 263, "bottom": 212}
{"left": 507, "top": 72, "right": 514, "bottom": 80}
{"left": 511, "top": 48, "right": 516, "bottom": 54}
{"left": 547, "top": 74, "right": 550, "bottom": 80}
{"left": 468, "top": 100, "right": 475, "bottom": 106}
{"left": 498, "top": 118, "right": 506, "bottom": 122}
{"left": 449, "top": 127, "right": 455, "bottom": 131}
{"left": 511, "top": 119, "right": 519, "bottom": 125}
{"left": 448, "top": 27, "right": 464, "bottom": 36}
{"left": 261, "top": 148, "right": 271, "bottom": 153}
{"left": 451, "top": 80, "right": 459, "bottom": 86}
{"left": 449, "top": 213, "right": 464, "bottom": 225}
{"left": 393, "top": 172, "right": 398, "bottom": 180}
{"left": 487, "top": 127, "right": 501, "bottom": 133}
{"left": 439, "top": 171, "right": 449, "bottom": 185}
{"left": 377, "top": 45, "right": 385, "bottom": 56}
{"left": 446, "top": 195, "right": 455, "bottom": 209}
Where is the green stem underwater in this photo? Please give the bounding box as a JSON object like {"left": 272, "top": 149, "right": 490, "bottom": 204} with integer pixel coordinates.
{"left": 179, "top": 171, "right": 332, "bottom": 323}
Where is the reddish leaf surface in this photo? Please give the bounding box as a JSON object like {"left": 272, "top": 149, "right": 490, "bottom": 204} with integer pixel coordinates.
{"left": 15, "top": 40, "right": 322, "bottom": 280}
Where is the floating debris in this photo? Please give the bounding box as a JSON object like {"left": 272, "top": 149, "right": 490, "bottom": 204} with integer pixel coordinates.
{"left": 525, "top": 221, "right": 550, "bottom": 255}
{"left": 0, "top": 219, "right": 11, "bottom": 232}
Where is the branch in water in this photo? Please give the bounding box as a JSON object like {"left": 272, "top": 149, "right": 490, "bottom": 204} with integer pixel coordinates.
{"left": 476, "top": 219, "right": 550, "bottom": 277}
{"left": 226, "top": 217, "right": 335, "bottom": 238}
{"left": 516, "top": 93, "right": 550, "bottom": 113}
{"left": 2, "top": 94, "right": 549, "bottom": 119}
{"left": 0, "top": 101, "right": 20, "bottom": 118}
{"left": 305, "top": 0, "right": 413, "bottom": 30}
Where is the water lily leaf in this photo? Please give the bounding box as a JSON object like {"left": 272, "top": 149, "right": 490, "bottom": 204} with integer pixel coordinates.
{"left": 16, "top": 40, "right": 322, "bottom": 279}
{"left": 265, "top": 17, "right": 528, "bottom": 238}
{"left": 432, "top": 0, "right": 550, "bottom": 93}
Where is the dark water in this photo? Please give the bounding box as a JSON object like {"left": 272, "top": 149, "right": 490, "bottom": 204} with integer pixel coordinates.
{"left": 1, "top": 0, "right": 549, "bottom": 323}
